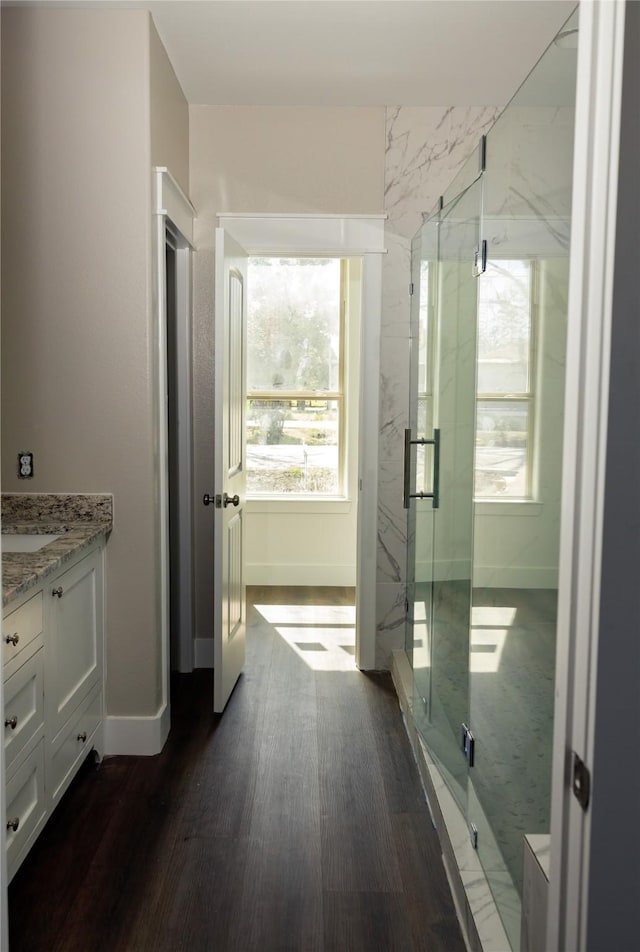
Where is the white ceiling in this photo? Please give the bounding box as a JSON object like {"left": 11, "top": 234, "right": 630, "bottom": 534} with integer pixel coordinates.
{"left": 12, "top": 0, "right": 578, "bottom": 107}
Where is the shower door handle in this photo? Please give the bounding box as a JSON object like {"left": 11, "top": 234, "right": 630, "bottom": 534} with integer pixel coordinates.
{"left": 403, "top": 428, "right": 440, "bottom": 510}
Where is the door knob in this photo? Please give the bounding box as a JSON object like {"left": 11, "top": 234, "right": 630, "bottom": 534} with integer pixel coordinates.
{"left": 203, "top": 493, "right": 240, "bottom": 508}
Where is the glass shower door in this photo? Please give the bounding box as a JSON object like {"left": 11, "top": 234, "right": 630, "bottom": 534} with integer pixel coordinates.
{"left": 405, "top": 210, "right": 437, "bottom": 750}
{"left": 406, "top": 176, "right": 482, "bottom": 809}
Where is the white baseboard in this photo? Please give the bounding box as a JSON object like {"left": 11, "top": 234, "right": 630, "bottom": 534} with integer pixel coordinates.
{"left": 194, "top": 637, "right": 215, "bottom": 669}
{"left": 246, "top": 562, "right": 356, "bottom": 586}
{"left": 104, "top": 702, "right": 170, "bottom": 756}
{"left": 473, "top": 565, "right": 558, "bottom": 588}
{"left": 416, "top": 559, "right": 471, "bottom": 582}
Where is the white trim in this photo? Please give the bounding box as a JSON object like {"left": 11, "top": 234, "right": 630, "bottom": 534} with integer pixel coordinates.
{"left": 154, "top": 167, "right": 195, "bottom": 246}
{"left": 356, "top": 253, "right": 381, "bottom": 670}
{"left": 152, "top": 168, "right": 196, "bottom": 726}
{"left": 246, "top": 498, "right": 352, "bottom": 515}
{"left": 547, "top": 3, "right": 626, "bottom": 950}
{"left": 194, "top": 637, "right": 215, "bottom": 669}
{"left": 474, "top": 501, "right": 543, "bottom": 517}
{"left": 246, "top": 562, "right": 356, "bottom": 588}
{"left": 473, "top": 565, "right": 558, "bottom": 589}
{"left": 104, "top": 704, "right": 171, "bottom": 757}
{"left": 165, "top": 231, "right": 195, "bottom": 674}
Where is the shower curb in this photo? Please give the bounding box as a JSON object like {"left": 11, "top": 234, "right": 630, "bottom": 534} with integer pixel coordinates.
{"left": 391, "top": 649, "right": 512, "bottom": 952}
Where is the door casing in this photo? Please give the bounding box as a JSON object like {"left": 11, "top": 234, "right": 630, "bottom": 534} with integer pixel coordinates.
{"left": 217, "top": 213, "right": 385, "bottom": 670}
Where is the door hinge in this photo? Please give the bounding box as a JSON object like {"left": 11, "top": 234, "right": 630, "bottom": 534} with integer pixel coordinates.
{"left": 404, "top": 596, "right": 410, "bottom": 616}
{"left": 572, "top": 751, "right": 591, "bottom": 810}
{"left": 469, "top": 822, "right": 478, "bottom": 850}
{"left": 461, "top": 723, "right": 475, "bottom": 767}
{"left": 409, "top": 282, "right": 415, "bottom": 296}
{"left": 473, "top": 240, "right": 487, "bottom": 277}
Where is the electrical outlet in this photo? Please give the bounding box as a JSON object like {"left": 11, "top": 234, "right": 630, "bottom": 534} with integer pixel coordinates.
{"left": 18, "top": 452, "right": 34, "bottom": 479}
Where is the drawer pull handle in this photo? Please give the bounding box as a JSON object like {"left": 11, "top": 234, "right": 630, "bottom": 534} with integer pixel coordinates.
{"left": 4, "top": 716, "right": 18, "bottom": 730}
{"left": 4, "top": 633, "right": 19, "bottom": 646}
{"left": 77, "top": 731, "right": 87, "bottom": 743}
{"left": 52, "top": 587, "right": 64, "bottom": 598}
{"left": 6, "top": 817, "right": 20, "bottom": 833}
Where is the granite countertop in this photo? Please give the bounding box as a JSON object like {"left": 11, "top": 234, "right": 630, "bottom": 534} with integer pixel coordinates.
{"left": 2, "top": 494, "right": 113, "bottom": 607}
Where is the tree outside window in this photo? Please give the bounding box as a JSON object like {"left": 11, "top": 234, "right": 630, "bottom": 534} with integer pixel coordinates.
{"left": 246, "top": 258, "right": 345, "bottom": 496}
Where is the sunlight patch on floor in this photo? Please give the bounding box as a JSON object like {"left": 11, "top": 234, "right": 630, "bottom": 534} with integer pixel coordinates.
{"left": 254, "top": 604, "right": 357, "bottom": 671}
{"left": 255, "top": 604, "right": 356, "bottom": 625}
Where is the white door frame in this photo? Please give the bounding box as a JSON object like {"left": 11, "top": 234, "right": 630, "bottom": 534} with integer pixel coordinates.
{"left": 546, "top": 2, "right": 627, "bottom": 949}
{"left": 153, "top": 168, "right": 196, "bottom": 736}
{"left": 217, "top": 213, "right": 385, "bottom": 671}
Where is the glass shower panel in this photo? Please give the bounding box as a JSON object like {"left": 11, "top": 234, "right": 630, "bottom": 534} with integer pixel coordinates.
{"left": 430, "top": 179, "right": 481, "bottom": 807}
{"left": 407, "top": 177, "right": 482, "bottom": 811}
{"left": 406, "top": 212, "right": 437, "bottom": 746}
{"left": 468, "top": 9, "right": 578, "bottom": 948}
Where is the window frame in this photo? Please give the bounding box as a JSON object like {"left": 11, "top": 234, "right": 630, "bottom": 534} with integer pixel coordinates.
{"left": 416, "top": 256, "right": 539, "bottom": 501}
{"left": 246, "top": 256, "right": 348, "bottom": 500}
{"left": 475, "top": 257, "right": 539, "bottom": 502}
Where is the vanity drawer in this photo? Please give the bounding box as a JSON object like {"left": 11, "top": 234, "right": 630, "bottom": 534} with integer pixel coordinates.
{"left": 3, "top": 592, "right": 43, "bottom": 668}
{"left": 6, "top": 739, "right": 46, "bottom": 882}
{"left": 4, "top": 649, "right": 44, "bottom": 771}
{"left": 50, "top": 685, "right": 101, "bottom": 807}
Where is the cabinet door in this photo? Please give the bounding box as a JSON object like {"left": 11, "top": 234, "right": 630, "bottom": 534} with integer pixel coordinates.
{"left": 6, "top": 739, "right": 46, "bottom": 882}
{"left": 4, "top": 648, "right": 44, "bottom": 771}
{"left": 3, "top": 591, "right": 43, "bottom": 672}
{"left": 48, "top": 549, "right": 102, "bottom": 739}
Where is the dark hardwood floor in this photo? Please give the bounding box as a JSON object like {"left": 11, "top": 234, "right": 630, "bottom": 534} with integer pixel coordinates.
{"left": 9, "top": 587, "right": 465, "bottom": 952}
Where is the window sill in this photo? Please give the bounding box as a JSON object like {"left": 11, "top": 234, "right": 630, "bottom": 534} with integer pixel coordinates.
{"left": 246, "top": 497, "right": 353, "bottom": 515}
{"left": 474, "top": 500, "right": 543, "bottom": 517}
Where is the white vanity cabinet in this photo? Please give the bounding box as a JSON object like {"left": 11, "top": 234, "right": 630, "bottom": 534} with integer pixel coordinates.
{"left": 2, "top": 541, "right": 104, "bottom": 881}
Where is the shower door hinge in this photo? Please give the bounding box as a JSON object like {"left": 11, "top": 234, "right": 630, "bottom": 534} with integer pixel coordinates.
{"left": 409, "top": 282, "right": 415, "bottom": 296}
{"left": 473, "top": 240, "right": 487, "bottom": 277}
{"left": 571, "top": 751, "right": 591, "bottom": 811}
{"left": 479, "top": 134, "right": 487, "bottom": 173}
{"left": 461, "top": 723, "right": 475, "bottom": 767}
{"left": 469, "top": 822, "right": 478, "bottom": 850}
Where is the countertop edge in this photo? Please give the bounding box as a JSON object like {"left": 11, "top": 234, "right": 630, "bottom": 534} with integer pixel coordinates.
{"left": 2, "top": 525, "right": 111, "bottom": 608}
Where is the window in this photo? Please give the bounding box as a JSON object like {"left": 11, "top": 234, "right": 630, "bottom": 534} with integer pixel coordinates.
{"left": 246, "top": 257, "right": 345, "bottom": 496}
{"left": 475, "top": 260, "right": 536, "bottom": 499}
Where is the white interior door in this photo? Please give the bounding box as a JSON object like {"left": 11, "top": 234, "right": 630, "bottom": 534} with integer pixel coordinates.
{"left": 211, "top": 228, "right": 248, "bottom": 712}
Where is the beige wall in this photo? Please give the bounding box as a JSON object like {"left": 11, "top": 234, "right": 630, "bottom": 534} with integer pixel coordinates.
{"left": 1, "top": 7, "right": 163, "bottom": 717}
{"left": 189, "top": 105, "right": 384, "bottom": 641}
{"left": 150, "top": 20, "right": 189, "bottom": 196}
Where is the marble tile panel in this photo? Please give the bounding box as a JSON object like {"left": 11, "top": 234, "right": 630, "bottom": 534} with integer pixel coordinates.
{"left": 377, "top": 461, "right": 408, "bottom": 585}
{"left": 378, "top": 337, "right": 411, "bottom": 463}
{"left": 461, "top": 869, "right": 513, "bottom": 952}
{"left": 375, "top": 581, "right": 407, "bottom": 668}
{"left": 381, "top": 231, "right": 412, "bottom": 338}
{"left": 385, "top": 106, "right": 500, "bottom": 241}
{"left": 385, "top": 106, "right": 451, "bottom": 234}
{"left": 524, "top": 834, "right": 550, "bottom": 880}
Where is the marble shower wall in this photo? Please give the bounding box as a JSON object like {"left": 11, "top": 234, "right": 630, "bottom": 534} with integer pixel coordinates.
{"left": 375, "top": 106, "right": 500, "bottom": 668}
